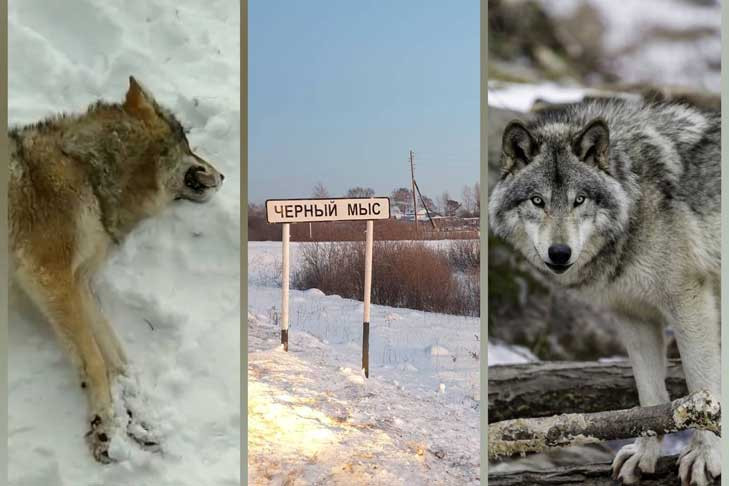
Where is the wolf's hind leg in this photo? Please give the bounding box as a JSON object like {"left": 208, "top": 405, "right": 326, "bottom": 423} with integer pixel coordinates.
{"left": 17, "top": 265, "right": 116, "bottom": 463}
{"left": 611, "top": 316, "right": 669, "bottom": 484}
{"left": 81, "top": 283, "right": 128, "bottom": 377}
{"left": 81, "top": 282, "right": 162, "bottom": 452}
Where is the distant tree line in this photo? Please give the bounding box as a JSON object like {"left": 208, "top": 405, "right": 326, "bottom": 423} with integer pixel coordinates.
{"left": 309, "top": 181, "right": 480, "bottom": 218}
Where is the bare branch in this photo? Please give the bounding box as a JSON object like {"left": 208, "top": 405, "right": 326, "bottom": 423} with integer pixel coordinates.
{"left": 488, "top": 391, "right": 720, "bottom": 461}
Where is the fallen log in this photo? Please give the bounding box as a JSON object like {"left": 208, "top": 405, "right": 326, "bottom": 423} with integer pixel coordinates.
{"left": 488, "top": 359, "right": 688, "bottom": 423}
{"left": 488, "top": 391, "right": 720, "bottom": 460}
{"left": 488, "top": 455, "right": 693, "bottom": 486}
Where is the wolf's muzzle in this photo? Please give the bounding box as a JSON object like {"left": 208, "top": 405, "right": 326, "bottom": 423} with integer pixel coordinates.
{"left": 185, "top": 166, "right": 221, "bottom": 193}
{"left": 546, "top": 244, "right": 573, "bottom": 274}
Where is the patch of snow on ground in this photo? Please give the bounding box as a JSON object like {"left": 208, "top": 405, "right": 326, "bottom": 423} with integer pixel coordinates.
{"left": 488, "top": 341, "right": 538, "bottom": 366}
{"left": 248, "top": 241, "right": 480, "bottom": 484}
{"left": 487, "top": 82, "right": 587, "bottom": 112}
{"left": 8, "top": 1, "right": 240, "bottom": 485}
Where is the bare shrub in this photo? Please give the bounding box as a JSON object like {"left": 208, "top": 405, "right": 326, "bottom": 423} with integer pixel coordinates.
{"left": 447, "top": 239, "right": 480, "bottom": 272}
{"left": 293, "top": 241, "right": 479, "bottom": 316}
{"left": 454, "top": 267, "right": 480, "bottom": 317}
{"left": 374, "top": 242, "right": 458, "bottom": 312}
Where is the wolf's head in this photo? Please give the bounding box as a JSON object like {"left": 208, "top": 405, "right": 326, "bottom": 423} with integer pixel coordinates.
{"left": 488, "top": 116, "right": 630, "bottom": 283}
{"left": 122, "top": 76, "right": 224, "bottom": 203}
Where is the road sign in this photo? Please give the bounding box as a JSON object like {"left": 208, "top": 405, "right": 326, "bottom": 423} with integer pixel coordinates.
{"left": 266, "top": 197, "right": 391, "bottom": 224}
{"left": 269, "top": 195, "right": 383, "bottom": 378}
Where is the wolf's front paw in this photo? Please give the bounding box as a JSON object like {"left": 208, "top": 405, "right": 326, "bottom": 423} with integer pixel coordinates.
{"left": 85, "top": 414, "right": 114, "bottom": 464}
{"left": 677, "top": 431, "right": 720, "bottom": 486}
{"left": 612, "top": 436, "right": 661, "bottom": 484}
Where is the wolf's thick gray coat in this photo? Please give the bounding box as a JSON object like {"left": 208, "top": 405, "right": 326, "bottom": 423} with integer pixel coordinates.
{"left": 489, "top": 99, "right": 721, "bottom": 486}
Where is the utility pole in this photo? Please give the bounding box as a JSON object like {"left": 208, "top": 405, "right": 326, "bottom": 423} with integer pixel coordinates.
{"left": 410, "top": 149, "right": 418, "bottom": 237}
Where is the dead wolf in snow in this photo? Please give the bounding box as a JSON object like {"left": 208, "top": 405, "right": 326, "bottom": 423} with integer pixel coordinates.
{"left": 9, "top": 76, "right": 224, "bottom": 462}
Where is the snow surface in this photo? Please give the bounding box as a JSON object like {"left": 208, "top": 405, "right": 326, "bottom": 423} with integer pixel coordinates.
{"left": 9, "top": 1, "right": 240, "bottom": 485}
{"left": 247, "top": 241, "right": 480, "bottom": 484}
{"left": 487, "top": 81, "right": 588, "bottom": 113}
{"left": 487, "top": 341, "right": 537, "bottom": 366}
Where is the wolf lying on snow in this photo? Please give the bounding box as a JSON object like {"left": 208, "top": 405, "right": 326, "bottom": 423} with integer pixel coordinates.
{"left": 489, "top": 99, "right": 720, "bottom": 486}
{"left": 9, "top": 77, "right": 224, "bottom": 462}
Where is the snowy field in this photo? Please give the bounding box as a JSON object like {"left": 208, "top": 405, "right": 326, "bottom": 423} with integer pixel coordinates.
{"left": 8, "top": 1, "right": 240, "bottom": 485}
{"left": 248, "top": 241, "right": 480, "bottom": 484}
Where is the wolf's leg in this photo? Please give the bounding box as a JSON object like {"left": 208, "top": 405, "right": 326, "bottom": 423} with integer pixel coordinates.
{"left": 80, "top": 284, "right": 160, "bottom": 450}
{"left": 17, "top": 265, "right": 115, "bottom": 463}
{"left": 611, "top": 316, "right": 669, "bottom": 484}
{"left": 81, "top": 283, "right": 128, "bottom": 377}
{"left": 11, "top": 272, "right": 89, "bottom": 386}
{"left": 670, "top": 279, "right": 721, "bottom": 486}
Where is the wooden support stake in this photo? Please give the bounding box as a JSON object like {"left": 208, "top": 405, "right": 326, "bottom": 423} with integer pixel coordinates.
{"left": 281, "top": 223, "right": 290, "bottom": 351}
{"left": 362, "top": 220, "right": 374, "bottom": 377}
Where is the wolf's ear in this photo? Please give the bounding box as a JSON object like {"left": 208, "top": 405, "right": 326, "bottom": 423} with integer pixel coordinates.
{"left": 501, "top": 121, "right": 537, "bottom": 174}
{"left": 123, "top": 76, "right": 157, "bottom": 123}
{"left": 573, "top": 118, "right": 609, "bottom": 171}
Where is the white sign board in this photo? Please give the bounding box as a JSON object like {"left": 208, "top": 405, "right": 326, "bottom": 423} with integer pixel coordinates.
{"left": 266, "top": 197, "right": 391, "bottom": 224}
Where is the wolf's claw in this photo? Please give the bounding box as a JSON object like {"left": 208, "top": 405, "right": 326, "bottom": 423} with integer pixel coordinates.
{"left": 85, "top": 414, "right": 115, "bottom": 464}
{"left": 677, "top": 431, "right": 720, "bottom": 486}
{"left": 612, "top": 437, "right": 661, "bottom": 484}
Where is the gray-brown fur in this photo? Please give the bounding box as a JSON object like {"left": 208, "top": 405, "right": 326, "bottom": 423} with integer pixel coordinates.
{"left": 8, "top": 76, "right": 223, "bottom": 462}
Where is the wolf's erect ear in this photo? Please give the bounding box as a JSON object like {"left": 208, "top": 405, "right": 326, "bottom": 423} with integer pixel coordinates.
{"left": 573, "top": 118, "right": 610, "bottom": 172}
{"left": 123, "top": 76, "right": 157, "bottom": 123}
{"left": 501, "top": 121, "right": 537, "bottom": 174}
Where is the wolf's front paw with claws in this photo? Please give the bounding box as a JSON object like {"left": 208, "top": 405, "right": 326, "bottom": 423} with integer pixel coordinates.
{"left": 612, "top": 436, "right": 662, "bottom": 484}
{"left": 677, "top": 431, "right": 720, "bottom": 486}
{"left": 85, "top": 414, "right": 115, "bottom": 464}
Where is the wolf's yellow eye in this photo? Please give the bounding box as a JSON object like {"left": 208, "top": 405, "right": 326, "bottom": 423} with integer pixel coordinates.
{"left": 574, "top": 195, "right": 586, "bottom": 206}
{"left": 530, "top": 196, "right": 544, "bottom": 207}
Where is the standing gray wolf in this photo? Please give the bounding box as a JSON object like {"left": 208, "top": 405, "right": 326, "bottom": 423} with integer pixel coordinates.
{"left": 489, "top": 98, "right": 720, "bottom": 486}
{"left": 9, "top": 77, "right": 224, "bottom": 462}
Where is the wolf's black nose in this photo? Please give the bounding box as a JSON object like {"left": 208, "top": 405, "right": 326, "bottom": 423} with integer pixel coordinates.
{"left": 548, "top": 244, "right": 572, "bottom": 265}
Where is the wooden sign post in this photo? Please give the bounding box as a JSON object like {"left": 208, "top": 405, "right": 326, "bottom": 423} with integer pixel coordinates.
{"left": 265, "top": 197, "right": 390, "bottom": 375}
{"left": 362, "top": 220, "right": 374, "bottom": 377}
{"left": 281, "top": 223, "right": 290, "bottom": 351}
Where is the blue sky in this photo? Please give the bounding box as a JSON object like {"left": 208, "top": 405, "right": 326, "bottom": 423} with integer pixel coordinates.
{"left": 248, "top": 1, "right": 479, "bottom": 204}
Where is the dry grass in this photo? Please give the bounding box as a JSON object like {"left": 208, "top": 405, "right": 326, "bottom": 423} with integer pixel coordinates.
{"left": 447, "top": 239, "right": 481, "bottom": 271}
{"left": 293, "top": 241, "right": 479, "bottom": 316}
